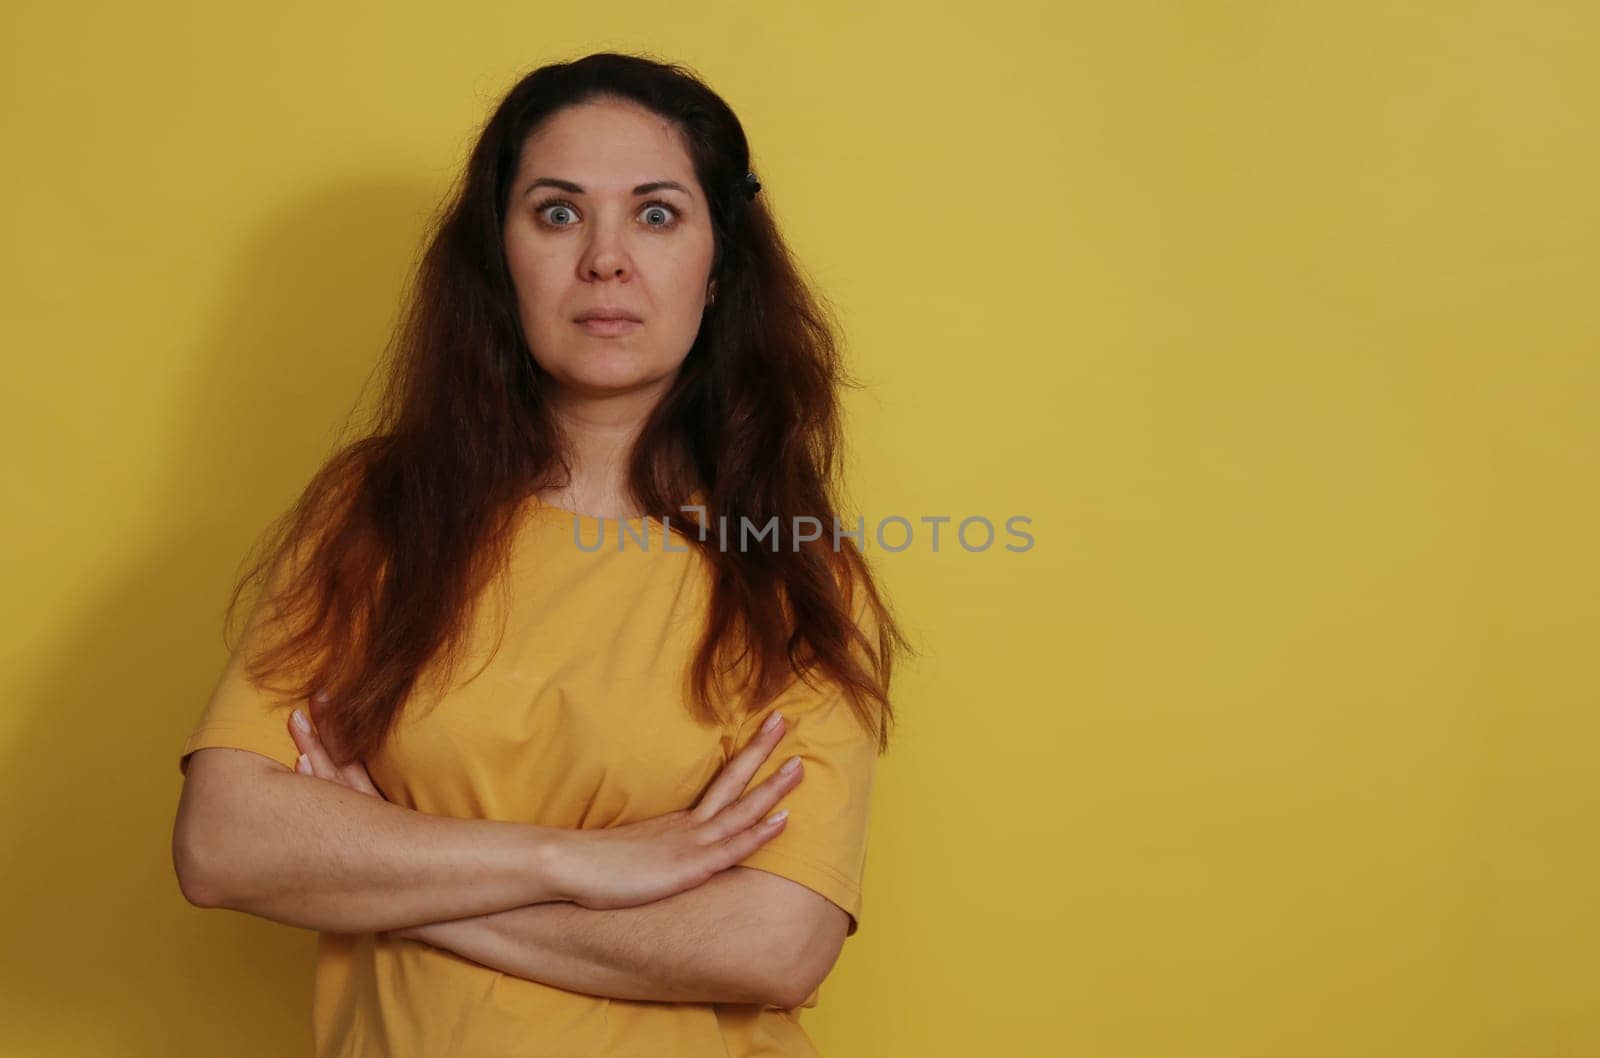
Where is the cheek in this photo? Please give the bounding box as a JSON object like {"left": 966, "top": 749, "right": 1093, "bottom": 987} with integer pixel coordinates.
{"left": 508, "top": 269, "right": 568, "bottom": 334}
{"left": 503, "top": 235, "right": 561, "bottom": 299}
{"left": 661, "top": 259, "right": 714, "bottom": 318}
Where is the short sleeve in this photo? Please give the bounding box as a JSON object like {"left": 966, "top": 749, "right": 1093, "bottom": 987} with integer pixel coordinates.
{"left": 177, "top": 545, "right": 312, "bottom": 777}
{"left": 727, "top": 597, "right": 883, "bottom": 940}
{"left": 177, "top": 630, "right": 301, "bottom": 776}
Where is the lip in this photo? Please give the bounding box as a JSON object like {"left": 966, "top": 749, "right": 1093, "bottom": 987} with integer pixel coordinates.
{"left": 576, "top": 317, "right": 642, "bottom": 337}
{"left": 574, "top": 307, "right": 643, "bottom": 323}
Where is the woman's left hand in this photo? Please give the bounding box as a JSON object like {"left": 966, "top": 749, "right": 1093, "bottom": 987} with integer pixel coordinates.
{"left": 287, "top": 695, "right": 430, "bottom": 942}
{"left": 287, "top": 692, "right": 385, "bottom": 799}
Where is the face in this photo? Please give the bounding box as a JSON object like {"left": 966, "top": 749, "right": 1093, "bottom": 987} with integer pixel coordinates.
{"left": 502, "top": 98, "right": 718, "bottom": 408}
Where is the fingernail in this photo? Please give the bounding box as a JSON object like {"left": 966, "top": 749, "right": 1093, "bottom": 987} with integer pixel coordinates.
{"left": 292, "top": 709, "right": 311, "bottom": 733}
{"left": 296, "top": 753, "right": 311, "bottom": 774}
{"left": 762, "top": 712, "right": 783, "bottom": 733}
{"left": 781, "top": 755, "right": 801, "bottom": 774}
{"left": 766, "top": 808, "right": 789, "bottom": 825}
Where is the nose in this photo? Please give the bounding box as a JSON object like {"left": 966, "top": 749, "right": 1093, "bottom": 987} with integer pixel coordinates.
{"left": 578, "top": 216, "right": 633, "bottom": 282}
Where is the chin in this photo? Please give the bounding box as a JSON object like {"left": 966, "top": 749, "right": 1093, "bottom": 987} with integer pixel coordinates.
{"left": 546, "top": 355, "right": 676, "bottom": 396}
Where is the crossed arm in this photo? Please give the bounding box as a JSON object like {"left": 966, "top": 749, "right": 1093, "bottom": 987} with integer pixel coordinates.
{"left": 173, "top": 741, "right": 849, "bottom": 1010}
{"left": 390, "top": 864, "right": 849, "bottom": 1009}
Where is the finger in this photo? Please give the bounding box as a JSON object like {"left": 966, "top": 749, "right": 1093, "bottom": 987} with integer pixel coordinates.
{"left": 339, "top": 760, "right": 383, "bottom": 798}
{"left": 307, "top": 690, "right": 347, "bottom": 758}
{"left": 294, "top": 697, "right": 381, "bottom": 798}
{"left": 288, "top": 709, "right": 340, "bottom": 780}
{"left": 308, "top": 689, "right": 332, "bottom": 732}
{"left": 699, "top": 754, "right": 804, "bottom": 844}
{"left": 708, "top": 802, "right": 791, "bottom": 868}
{"left": 690, "top": 712, "right": 787, "bottom": 821}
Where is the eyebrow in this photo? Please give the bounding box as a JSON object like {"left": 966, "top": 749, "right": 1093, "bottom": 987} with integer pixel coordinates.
{"left": 522, "top": 177, "right": 693, "bottom": 198}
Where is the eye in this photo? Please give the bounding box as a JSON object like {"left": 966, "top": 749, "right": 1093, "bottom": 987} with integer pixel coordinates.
{"left": 532, "top": 197, "right": 681, "bottom": 230}
{"left": 639, "top": 201, "right": 679, "bottom": 228}
{"left": 538, "top": 198, "right": 579, "bottom": 226}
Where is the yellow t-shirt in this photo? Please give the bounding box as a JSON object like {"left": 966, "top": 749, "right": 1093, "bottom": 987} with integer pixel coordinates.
{"left": 177, "top": 496, "right": 880, "bottom": 1057}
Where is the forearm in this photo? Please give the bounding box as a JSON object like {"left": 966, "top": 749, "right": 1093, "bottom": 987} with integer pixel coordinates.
{"left": 398, "top": 868, "right": 788, "bottom": 1006}
{"left": 177, "top": 752, "right": 566, "bottom": 932}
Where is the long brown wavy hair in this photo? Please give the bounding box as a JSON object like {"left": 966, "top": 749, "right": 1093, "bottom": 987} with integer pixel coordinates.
{"left": 226, "top": 51, "right": 909, "bottom": 766}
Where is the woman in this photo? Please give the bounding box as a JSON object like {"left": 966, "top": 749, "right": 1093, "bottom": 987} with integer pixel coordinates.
{"left": 171, "top": 51, "right": 907, "bottom": 1057}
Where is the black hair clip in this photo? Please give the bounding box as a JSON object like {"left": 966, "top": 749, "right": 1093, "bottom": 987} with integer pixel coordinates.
{"left": 742, "top": 170, "right": 761, "bottom": 200}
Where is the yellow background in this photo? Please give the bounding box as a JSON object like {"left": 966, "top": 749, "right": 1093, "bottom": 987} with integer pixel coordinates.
{"left": 3, "top": 1, "right": 1595, "bottom": 1055}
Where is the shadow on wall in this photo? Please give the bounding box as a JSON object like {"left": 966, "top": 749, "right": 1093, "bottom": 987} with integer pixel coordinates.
{"left": 0, "top": 179, "right": 444, "bottom": 1057}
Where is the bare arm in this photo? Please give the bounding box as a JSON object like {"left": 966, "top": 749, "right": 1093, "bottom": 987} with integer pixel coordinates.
{"left": 392, "top": 866, "right": 848, "bottom": 1009}
{"left": 226, "top": 698, "right": 835, "bottom": 1005}
{"left": 172, "top": 747, "right": 567, "bottom": 933}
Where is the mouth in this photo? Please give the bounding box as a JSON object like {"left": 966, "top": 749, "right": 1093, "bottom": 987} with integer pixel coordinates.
{"left": 575, "top": 316, "right": 643, "bottom": 337}
{"left": 575, "top": 307, "right": 643, "bottom": 322}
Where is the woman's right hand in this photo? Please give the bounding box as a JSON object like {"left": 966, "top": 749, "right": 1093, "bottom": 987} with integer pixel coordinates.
{"left": 549, "top": 712, "right": 802, "bottom": 910}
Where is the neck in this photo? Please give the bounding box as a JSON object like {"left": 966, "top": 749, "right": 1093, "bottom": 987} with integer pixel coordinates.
{"left": 538, "top": 381, "right": 670, "bottom": 519}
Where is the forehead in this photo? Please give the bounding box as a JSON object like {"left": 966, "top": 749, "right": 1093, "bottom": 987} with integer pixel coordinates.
{"left": 518, "top": 100, "right": 698, "bottom": 192}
